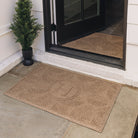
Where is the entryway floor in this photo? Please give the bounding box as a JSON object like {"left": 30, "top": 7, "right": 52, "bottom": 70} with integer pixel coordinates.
{"left": 0, "top": 62, "right": 138, "bottom": 138}
{"left": 64, "top": 33, "right": 123, "bottom": 59}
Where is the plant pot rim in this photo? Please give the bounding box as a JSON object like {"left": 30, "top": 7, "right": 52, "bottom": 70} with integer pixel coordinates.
{"left": 22, "top": 47, "right": 32, "bottom": 51}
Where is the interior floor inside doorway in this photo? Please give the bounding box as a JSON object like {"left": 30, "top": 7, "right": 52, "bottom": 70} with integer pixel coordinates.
{"left": 63, "top": 19, "right": 124, "bottom": 59}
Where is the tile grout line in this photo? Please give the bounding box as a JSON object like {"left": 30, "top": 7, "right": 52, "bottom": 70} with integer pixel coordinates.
{"left": 62, "top": 123, "right": 74, "bottom": 138}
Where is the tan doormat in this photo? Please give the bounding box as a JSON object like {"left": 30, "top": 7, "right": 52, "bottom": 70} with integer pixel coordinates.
{"left": 5, "top": 63, "right": 122, "bottom": 132}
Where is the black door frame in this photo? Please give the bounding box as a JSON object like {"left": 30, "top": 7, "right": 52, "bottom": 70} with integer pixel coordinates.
{"left": 43, "top": 0, "right": 128, "bottom": 70}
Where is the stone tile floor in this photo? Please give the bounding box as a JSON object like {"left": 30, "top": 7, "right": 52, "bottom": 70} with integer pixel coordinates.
{"left": 0, "top": 62, "right": 138, "bottom": 138}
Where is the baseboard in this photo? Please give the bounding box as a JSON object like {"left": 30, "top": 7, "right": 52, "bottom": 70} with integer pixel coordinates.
{"left": 0, "top": 50, "right": 22, "bottom": 77}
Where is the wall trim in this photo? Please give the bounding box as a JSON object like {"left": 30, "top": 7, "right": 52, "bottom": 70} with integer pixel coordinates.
{"left": 0, "top": 24, "right": 11, "bottom": 37}
{"left": 33, "top": 49, "right": 138, "bottom": 87}
{"left": 0, "top": 50, "right": 22, "bottom": 77}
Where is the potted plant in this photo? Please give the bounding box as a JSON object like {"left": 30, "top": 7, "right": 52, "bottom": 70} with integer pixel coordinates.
{"left": 10, "top": 0, "right": 42, "bottom": 66}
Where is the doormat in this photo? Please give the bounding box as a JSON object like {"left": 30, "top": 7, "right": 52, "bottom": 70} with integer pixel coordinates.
{"left": 5, "top": 63, "right": 122, "bottom": 132}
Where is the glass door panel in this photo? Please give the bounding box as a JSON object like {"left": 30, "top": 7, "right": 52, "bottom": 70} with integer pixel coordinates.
{"left": 56, "top": 0, "right": 105, "bottom": 43}
{"left": 84, "top": 0, "right": 100, "bottom": 19}
{"left": 64, "top": 0, "right": 81, "bottom": 24}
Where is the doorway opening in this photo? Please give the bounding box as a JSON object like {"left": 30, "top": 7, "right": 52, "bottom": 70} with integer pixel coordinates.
{"left": 63, "top": 0, "right": 124, "bottom": 59}
{"left": 43, "top": 0, "right": 127, "bottom": 69}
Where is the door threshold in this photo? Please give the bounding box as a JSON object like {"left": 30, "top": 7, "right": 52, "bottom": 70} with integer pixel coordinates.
{"left": 48, "top": 45, "right": 124, "bottom": 70}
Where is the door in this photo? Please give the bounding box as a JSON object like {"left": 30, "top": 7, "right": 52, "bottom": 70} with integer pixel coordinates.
{"left": 56, "top": 0, "right": 105, "bottom": 44}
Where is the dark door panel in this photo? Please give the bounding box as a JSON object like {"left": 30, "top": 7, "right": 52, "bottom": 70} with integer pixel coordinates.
{"left": 56, "top": 0, "right": 105, "bottom": 44}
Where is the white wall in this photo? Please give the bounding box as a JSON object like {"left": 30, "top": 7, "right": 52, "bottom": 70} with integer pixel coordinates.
{"left": 0, "top": 0, "right": 22, "bottom": 76}
{"left": 125, "top": 0, "right": 138, "bottom": 80}
{"left": 32, "top": 0, "right": 45, "bottom": 51}
{"left": 0, "top": 0, "right": 20, "bottom": 59}
{"left": 0, "top": 0, "right": 21, "bottom": 62}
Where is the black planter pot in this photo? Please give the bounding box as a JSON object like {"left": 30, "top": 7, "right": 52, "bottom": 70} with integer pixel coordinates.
{"left": 22, "top": 47, "right": 34, "bottom": 66}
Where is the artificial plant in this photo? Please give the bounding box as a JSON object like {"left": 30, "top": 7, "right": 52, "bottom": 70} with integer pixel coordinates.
{"left": 10, "top": 0, "right": 42, "bottom": 50}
